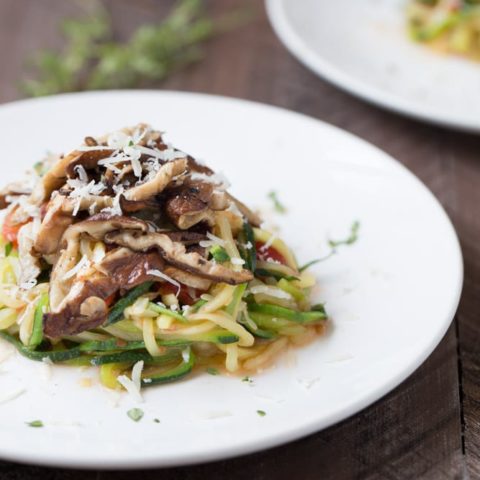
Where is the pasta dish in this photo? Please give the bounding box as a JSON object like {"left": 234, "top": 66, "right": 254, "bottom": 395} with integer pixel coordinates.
{"left": 0, "top": 124, "right": 326, "bottom": 392}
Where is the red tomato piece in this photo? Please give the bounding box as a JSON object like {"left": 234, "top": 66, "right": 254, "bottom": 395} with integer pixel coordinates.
{"left": 255, "top": 241, "right": 287, "bottom": 265}
{"left": 2, "top": 209, "right": 27, "bottom": 246}
{"left": 159, "top": 282, "right": 200, "bottom": 306}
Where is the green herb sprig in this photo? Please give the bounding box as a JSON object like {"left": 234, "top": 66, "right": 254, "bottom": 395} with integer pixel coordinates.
{"left": 127, "top": 408, "right": 144, "bottom": 422}
{"left": 26, "top": 420, "right": 44, "bottom": 428}
{"left": 23, "top": 0, "right": 245, "bottom": 96}
{"left": 267, "top": 191, "right": 287, "bottom": 214}
{"left": 299, "top": 221, "right": 360, "bottom": 272}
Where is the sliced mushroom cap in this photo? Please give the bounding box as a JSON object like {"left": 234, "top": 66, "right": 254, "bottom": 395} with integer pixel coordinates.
{"left": 65, "top": 149, "right": 115, "bottom": 178}
{"left": 45, "top": 246, "right": 165, "bottom": 337}
{"left": 159, "top": 230, "right": 206, "bottom": 245}
{"left": 163, "top": 265, "right": 211, "bottom": 291}
{"left": 123, "top": 158, "right": 187, "bottom": 202}
{"left": 0, "top": 182, "right": 33, "bottom": 210}
{"left": 49, "top": 215, "right": 148, "bottom": 312}
{"left": 105, "top": 230, "right": 253, "bottom": 285}
{"left": 186, "top": 156, "right": 213, "bottom": 175}
{"left": 61, "top": 213, "right": 148, "bottom": 245}
{"left": 95, "top": 247, "right": 165, "bottom": 286}
{"left": 119, "top": 196, "right": 160, "bottom": 213}
{"left": 33, "top": 195, "right": 74, "bottom": 255}
{"left": 164, "top": 183, "right": 215, "bottom": 230}
{"left": 30, "top": 151, "right": 79, "bottom": 204}
{"left": 225, "top": 193, "right": 261, "bottom": 227}
{"left": 44, "top": 274, "right": 116, "bottom": 337}
{"left": 33, "top": 195, "right": 119, "bottom": 255}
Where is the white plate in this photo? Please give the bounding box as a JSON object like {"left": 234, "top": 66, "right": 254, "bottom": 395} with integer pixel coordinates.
{"left": 267, "top": 0, "right": 480, "bottom": 132}
{"left": 0, "top": 91, "right": 462, "bottom": 469}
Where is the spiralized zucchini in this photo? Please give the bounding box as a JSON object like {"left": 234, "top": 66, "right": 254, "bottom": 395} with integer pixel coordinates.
{"left": 0, "top": 124, "right": 329, "bottom": 395}
{"left": 0, "top": 217, "right": 327, "bottom": 390}
{"left": 407, "top": 0, "right": 480, "bottom": 61}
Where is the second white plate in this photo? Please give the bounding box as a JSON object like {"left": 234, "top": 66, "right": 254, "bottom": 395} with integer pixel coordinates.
{"left": 267, "top": 0, "right": 480, "bottom": 132}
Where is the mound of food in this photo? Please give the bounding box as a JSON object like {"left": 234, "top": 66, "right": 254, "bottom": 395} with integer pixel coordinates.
{"left": 407, "top": 0, "right": 480, "bottom": 61}
{"left": 0, "top": 124, "right": 326, "bottom": 392}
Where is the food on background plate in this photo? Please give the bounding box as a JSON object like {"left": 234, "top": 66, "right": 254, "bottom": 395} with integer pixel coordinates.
{"left": 0, "top": 124, "right": 327, "bottom": 393}
{"left": 407, "top": 0, "right": 480, "bottom": 60}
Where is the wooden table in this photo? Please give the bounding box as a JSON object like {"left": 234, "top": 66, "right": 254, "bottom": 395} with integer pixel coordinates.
{"left": 0, "top": 1, "right": 477, "bottom": 478}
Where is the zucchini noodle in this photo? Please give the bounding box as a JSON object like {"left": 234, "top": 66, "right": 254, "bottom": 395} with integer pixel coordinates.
{"left": 0, "top": 123, "right": 329, "bottom": 393}
{"left": 243, "top": 337, "right": 289, "bottom": 371}
{"left": 0, "top": 308, "right": 18, "bottom": 330}
{"left": 187, "top": 311, "right": 255, "bottom": 347}
{"left": 142, "top": 318, "right": 165, "bottom": 357}
{"left": 407, "top": 0, "right": 480, "bottom": 61}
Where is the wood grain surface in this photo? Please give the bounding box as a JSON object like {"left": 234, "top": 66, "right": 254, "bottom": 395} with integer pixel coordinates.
{"left": 0, "top": 1, "right": 475, "bottom": 478}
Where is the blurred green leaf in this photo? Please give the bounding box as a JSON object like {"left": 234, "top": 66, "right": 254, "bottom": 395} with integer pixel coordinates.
{"left": 22, "top": 0, "right": 248, "bottom": 96}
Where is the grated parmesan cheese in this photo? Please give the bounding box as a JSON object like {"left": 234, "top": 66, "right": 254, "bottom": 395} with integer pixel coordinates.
{"left": 101, "top": 184, "right": 123, "bottom": 216}
{"left": 189, "top": 171, "right": 231, "bottom": 190}
{"left": 131, "top": 360, "right": 144, "bottom": 393}
{"left": 62, "top": 255, "right": 91, "bottom": 281}
{"left": 67, "top": 179, "right": 106, "bottom": 216}
{"left": 0, "top": 387, "right": 26, "bottom": 405}
{"left": 20, "top": 279, "right": 37, "bottom": 290}
{"left": 147, "top": 269, "right": 181, "bottom": 296}
{"left": 194, "top": 411, "right": 233, "bottom": 420}
{"left": 181, "top": 348, "right": 191, "bottom": 363}
{"left": 199, "top": 232, "right": 226, "bottom": 249}
{"left": 226, "top": 200, "right": 244, "bottom": 219}
{"left": 231, "top": 258, "right": 245, "bottom": 266}
{"left": 117, "top": 374, "right": 143, "bottom": 403}
{"left": 249, "top": 285, "right": 292, "bottom": 300}
{"left": 74, "top": 164, "right": 88, "bottom": 183}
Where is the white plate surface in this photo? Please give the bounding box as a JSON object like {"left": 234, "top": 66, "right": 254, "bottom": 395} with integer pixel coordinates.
{"left": 0, "top": 91, "right": 462, "bottom": 469}
{"left": 267, "top": 0, "right": 480, "bottom": 132}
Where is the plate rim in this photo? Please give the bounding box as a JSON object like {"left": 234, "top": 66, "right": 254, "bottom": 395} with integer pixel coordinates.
{"left": 265, "top": 0, "right": 480, "bottom": 133}
{"left": 0, "top": 90, "right": 464, "bottom": 470}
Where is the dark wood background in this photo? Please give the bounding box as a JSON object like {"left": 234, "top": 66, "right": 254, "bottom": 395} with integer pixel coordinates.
{"left": 0, "top": 1, "right": 477, "bottom": 478}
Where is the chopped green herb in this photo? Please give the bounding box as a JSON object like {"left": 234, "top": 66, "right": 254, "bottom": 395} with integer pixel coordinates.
{"left": 255, "top": 268, "right": 298, "bottom": 281}
{"left": 210, "top": 245, "right": 230, "bottom": 263}
{"left": 328, "top": 221, "right": 360, "bottom": 249}
{"left": 33, "top": 160, "right": 47, "bottom": 176}
{"left": 299, "top": 221, "right": 360, "bottom": 272}
{"left": 267, "top": 191, "right": 287, "bottom": 214}
{"left": 298, "top": 254, "right": 334, "bottom": 272}
{"left": 153, "top": 418, "right": 161, "bottom": 424}
{"left": 311, "top": 304, "right": 327, "bottom": 315}
{"left": 4, "top": 242, "right": 13, "bottom": 257}
{"left": 256, "top": 410, "right": 266, "bottom": 417}
{"left": 127, "top": 408, "right": 144, "bottom": 422}
{"left": 26, "top": 420, "right": 44, "bottom": 428}
{"left": 238, "top": 222, "right": 256, "bottom": 272}
{"left": 242, "top": 376, "right": 253, "bottom": 384}
{"left": 206, "top": 367, "right": 219, "bottom": 375}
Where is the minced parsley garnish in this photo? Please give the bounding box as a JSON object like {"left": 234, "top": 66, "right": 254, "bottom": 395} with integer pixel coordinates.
{"left": 328, "top": 220, "right": 360, "bottom": 249}
{"left": 4, "top": 242, "right": 12, "bottom": 257}
{"left": 127, "top": 408, "right": 144, "bottom": 422}
{"left": 257, "top": 410, "right": 266, "bottom": 417}
{"left": 209, "top": 245, "right": 230, "bottom": 263}
{"left": 299, "top": 221, "right": 360, "bottom": 272}
{"left": 242, "top": 376, "right": 253, "bottom": 384}
{"left": 267, "top": 191, "right": 287, "bottom": 214}
{"left": 153, "top": 418, "right": 161, "bottom": 424}
{"left": 26, "top": 420, "right": 44, "bottom": 428}
{"left": 206, "top": 367, "right": 219, "bottom": 375}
